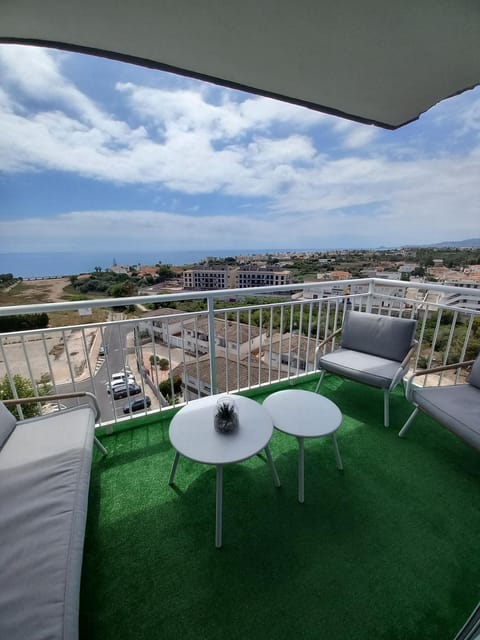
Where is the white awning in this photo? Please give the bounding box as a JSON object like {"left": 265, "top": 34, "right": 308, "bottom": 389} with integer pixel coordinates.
{"left": 1, "top": 0, "right": 479, "bottom": 129}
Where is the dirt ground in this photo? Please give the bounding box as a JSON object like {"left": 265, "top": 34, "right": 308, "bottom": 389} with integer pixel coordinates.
{"left": 1, "top": 278, "right": 101, "bottom": 386}
{"left": 3, "top": 277, "right": 71, "bottom": 306}
{"left": 25, "top": 277, "right": 71, "bottom": 301}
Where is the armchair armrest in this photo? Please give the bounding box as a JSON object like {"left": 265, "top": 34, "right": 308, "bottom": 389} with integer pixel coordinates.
{"left": 405, "top": 359, "right": 474, "bottom": 401}
{"left": 400, "top": 341, "right": 418, "bottom": 370}
{"left": 315, "top": 327, "right": 342, "bottom": 362}
{"left": 3, "top": 391, "right": 101, "bottom": 423}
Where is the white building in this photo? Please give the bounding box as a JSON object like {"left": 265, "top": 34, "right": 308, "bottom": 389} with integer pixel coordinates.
{"left": 262, "top": 333, "right": 317, "bottom": 375}
{"left": 235, "top": 269, "right": 292, "bottom": 288}
{"left": 175, "top": 355, "right": 272, "bottom": 400}
{"left": 183, "top": 268, "right": 234, "bottom": 290}
{"left": 182, "top": 317, "right": 266, "bottom": 358}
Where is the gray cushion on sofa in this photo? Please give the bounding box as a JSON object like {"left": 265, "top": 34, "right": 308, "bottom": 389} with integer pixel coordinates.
{"left": 467, "top": 356, "right": 480, "bottom": 389}
{"left": 0, "top": 406, "right": 95, "bottom": 640}
{"left": 340, "top": 310, "right": 416, "bottom": 362}
{"left": 411, "top": 384, "right": 480, "bottom": 451}
{"left": 0, "top": 402, "right": 16, "bottom": 450}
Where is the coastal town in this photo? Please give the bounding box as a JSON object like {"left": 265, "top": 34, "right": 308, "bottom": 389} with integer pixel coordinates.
{"left": 1, "top": 243, "right": 480, "bottom": 421}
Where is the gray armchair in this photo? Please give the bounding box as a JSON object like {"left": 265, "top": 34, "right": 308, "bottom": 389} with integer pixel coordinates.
{"left": 398, "top": 355, "right": 480, "bottom": 451}
{"left": 315, "top": 310, "right": 417, "bottom": 427}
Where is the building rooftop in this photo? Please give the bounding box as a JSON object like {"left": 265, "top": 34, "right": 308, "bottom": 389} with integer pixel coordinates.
{"left": 173, "top": 355, "right": 272, "bottom": 391}
{"left": 183, "top": 317, "right": 262, "bottom": 342}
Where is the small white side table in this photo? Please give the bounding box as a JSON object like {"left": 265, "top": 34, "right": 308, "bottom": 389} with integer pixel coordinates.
{"left": 263, "top": 389, "right": 343, "bottom": 503}
{"left": 169, "top": 394, "right": 281, "bottom": 548}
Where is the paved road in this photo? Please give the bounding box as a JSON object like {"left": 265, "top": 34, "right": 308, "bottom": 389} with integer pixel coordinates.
{"left": 57, "top": 324, "right": 151, "bottom": 422}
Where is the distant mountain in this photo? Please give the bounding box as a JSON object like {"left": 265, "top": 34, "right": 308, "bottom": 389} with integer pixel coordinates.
{"left": 427, "top": 238, "right": 480, "bottom": 248}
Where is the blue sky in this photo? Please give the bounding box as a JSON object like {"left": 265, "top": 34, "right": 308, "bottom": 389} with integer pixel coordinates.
{"left": 0, "top": 43, "right": 479, "bottom": 254}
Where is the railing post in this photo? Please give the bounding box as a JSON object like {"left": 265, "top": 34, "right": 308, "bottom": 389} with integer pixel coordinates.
{"left": 366, "top": 280, "right": 374, "bottom": 313}
{"left": 207, "top": 295, "right": 217, "bottom": 395}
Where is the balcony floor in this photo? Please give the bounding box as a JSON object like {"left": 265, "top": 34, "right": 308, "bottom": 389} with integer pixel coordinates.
{"left": 80, "top": 377, "right": 480, "bottom": 640}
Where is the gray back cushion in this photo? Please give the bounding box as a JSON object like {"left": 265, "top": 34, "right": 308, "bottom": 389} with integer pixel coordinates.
{"left": 340, "top": 310, "right": 416, "bottom": 362}
{"left": 0, "top": 403, "right": 17, "bottom": 450}
{"left": 467, "top": 354, "right": 480, "bottom": 389}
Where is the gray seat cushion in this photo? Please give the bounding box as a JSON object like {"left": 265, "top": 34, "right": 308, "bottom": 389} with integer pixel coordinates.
{"left": 412, "top": 384, "right": 480, "bottom": 451}
{"left": 319, "top": 348, "right": 404, "bottom": 389}
{"left": 0, "top": 406, "right": 95, "bottom": 640}
{"left": 467, "top": 355, "right": 480, "bottom": 389}
{"left": 0, "top": 402, "right": 17, "bottom": 450}
{"left": 341, "top": 310, "right": 416, "bottom": 362}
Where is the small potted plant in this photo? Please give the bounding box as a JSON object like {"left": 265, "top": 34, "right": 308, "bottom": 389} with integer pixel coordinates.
{"left": 214, "top": 396, "right": 239, "bottom": 434}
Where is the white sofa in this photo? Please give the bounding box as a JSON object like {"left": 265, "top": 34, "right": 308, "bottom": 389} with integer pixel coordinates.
{"left": 0, "top": 393, "right": 106, "bottom": 640}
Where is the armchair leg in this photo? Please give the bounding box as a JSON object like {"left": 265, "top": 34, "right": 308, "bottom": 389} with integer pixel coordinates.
{"left": 314, "top": 370, "right": 325, "bottom": 393}
{"left": 399, "top": 408, "right": 419, "bottom": 438}
{"left": 94, "top": 436, "right": 108, "bottom": 456}
{"left": 383, "top": 389, "right": 390, "bottom": 427}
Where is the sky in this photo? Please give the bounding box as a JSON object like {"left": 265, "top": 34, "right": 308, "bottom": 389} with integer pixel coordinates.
{"left": 0, "top": 43, "right": 479, "bottom": 255}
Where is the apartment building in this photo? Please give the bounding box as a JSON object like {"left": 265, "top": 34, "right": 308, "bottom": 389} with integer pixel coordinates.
{"left": 235, "top": 269, "right": 292, "bottom": 288}
{"left": 441, "top": 280, "right": 480, "bottom": 311}
{"left": 183, "top": 266, "right": 292, "bottom": 289}
{"left": 183, "top": 267, "right": 235, "bottom": 290}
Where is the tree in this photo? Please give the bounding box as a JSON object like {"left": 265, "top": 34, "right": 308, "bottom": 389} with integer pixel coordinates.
{"left": 109, "top": 281, "right": 137, "bottom": 297}
{"left": 158, "top": 358, "right": 169, "bottom": 371}
{"left": 159, "top": 376, "right": 182, "bottom": 399}
{"left": 156, "top": 265, "right": 174, "bottom": 281}
{"left": 0, "top": 313, "right": 49, "bottom": 333}
{"left": 0, "top": 374, "right": 51, "bottom": 419}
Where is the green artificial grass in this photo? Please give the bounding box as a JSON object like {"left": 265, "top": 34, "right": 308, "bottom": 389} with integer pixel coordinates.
{"left": 80, "top": 378, "right": 480, "bottom": 640}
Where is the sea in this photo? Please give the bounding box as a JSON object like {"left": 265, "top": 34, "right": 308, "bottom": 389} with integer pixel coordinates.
{"left": 0, "top": 249, "right": 304, "bottom": 279}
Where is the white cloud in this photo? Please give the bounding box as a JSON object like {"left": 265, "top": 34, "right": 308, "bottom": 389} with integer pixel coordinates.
{"left": 0, "top": 44, "right": 479, "bottom": 251}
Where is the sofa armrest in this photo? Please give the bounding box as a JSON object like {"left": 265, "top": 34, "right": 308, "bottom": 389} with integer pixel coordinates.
{"left": 3, "top": 391, "right": 101, "bottom": 423}
{"left": 405, "top": 359, "right": 475, "bottom": 401}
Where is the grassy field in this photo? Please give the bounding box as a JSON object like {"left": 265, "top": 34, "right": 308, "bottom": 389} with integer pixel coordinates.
{"left": 0, "top": 279, "right": 110, "bottom": 327}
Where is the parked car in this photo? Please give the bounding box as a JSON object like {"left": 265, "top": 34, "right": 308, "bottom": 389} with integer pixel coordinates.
{"left": 107, "top": 373, "right": 136, "bottom": 393}
{"left": 111, "top": 371, "right": 135, "bottom": 384}
{"left": 99, "top": 344, "right": 107, "bottom": 356}
{"left": 112, "top": 383, "right": 141, "bottom": 400}
{"left": 123, "top": 396, "right": 151, "bottom": 414}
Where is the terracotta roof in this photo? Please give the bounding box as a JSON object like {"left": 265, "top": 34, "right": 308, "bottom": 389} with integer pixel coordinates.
{"left": 141, "top": 307, "right": 198, "bottom": 321}
{"left": 173, "top": 355, "right": 271, "bottom": 392}
{"left": 183, "top": 317, "right": 261, "bottom": 342}
{"left": 265, "top": 333, "right": 316, "bottom": 362}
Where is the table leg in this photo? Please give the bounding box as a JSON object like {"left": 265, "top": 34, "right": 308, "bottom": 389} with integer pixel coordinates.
{"left": 168, "top": 451, "right": 180, "bottom": 485}
{"left": 215, "top": 465, "right": 223, "bottom": 548}
{"left": 332, "top": 433, "right": 343, "bottom": 470}
{"left": 264, "top": 445, "right": 281, "bottom": 487}
{"left": 298, "top": 436, "right": 305, "bottom": 503}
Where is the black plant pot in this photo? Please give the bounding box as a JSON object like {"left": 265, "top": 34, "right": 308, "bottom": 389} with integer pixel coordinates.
{"left": 214, "top": 413, "right": 239, "bottom": 434}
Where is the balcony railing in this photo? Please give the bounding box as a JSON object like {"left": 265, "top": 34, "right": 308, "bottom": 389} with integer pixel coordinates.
{"left": 1, "top": 278, "right": 479, "bottom": 427}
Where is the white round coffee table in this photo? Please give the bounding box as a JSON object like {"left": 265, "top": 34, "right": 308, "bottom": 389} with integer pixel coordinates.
{"left": 263, "top": 389, "right": 343, "bottom": 503}
{"left": 169, "top": 394, "right": 281, "bottom": 548}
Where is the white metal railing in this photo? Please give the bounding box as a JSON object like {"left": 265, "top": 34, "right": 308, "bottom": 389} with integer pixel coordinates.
{"left": 1, "top": 279, "right": 479, "bottom": 425}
